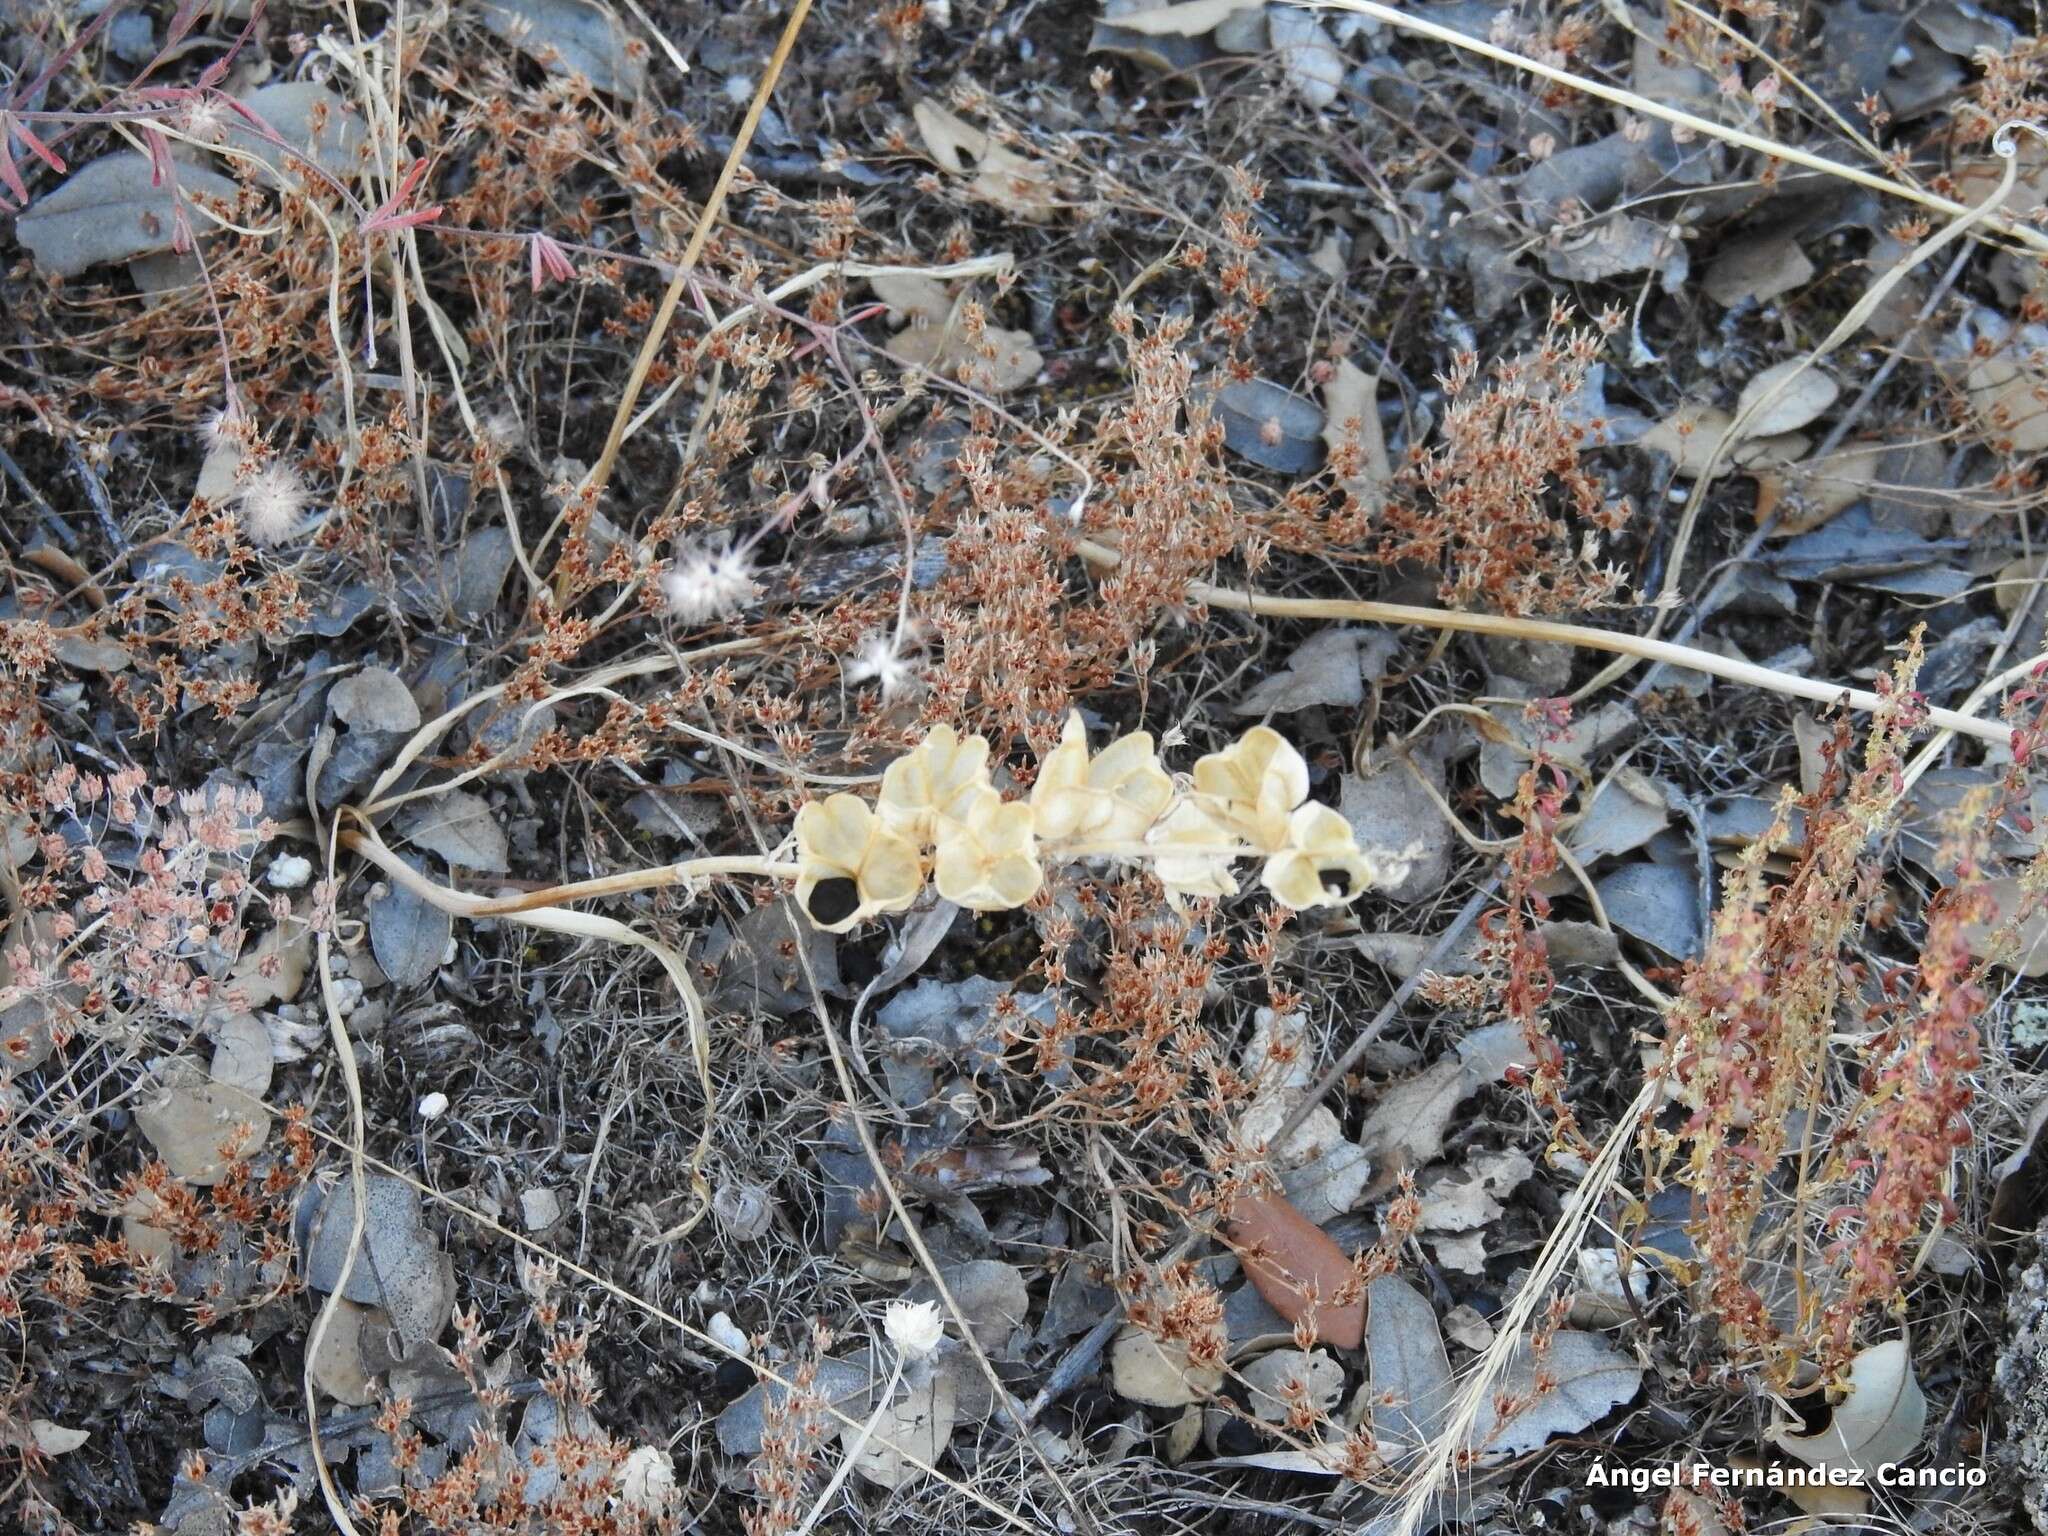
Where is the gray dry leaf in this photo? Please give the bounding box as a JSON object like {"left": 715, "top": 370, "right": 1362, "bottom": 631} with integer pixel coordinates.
{"left": 1268, "top": 7, "right": 1343, "bottom": 109}
{"left": 1595, "top": 861, "right": 1701, "bottom": 959}
{"left": 717, "top": 1356, "right": 877, "bottom": 1455}
{"left": 846, "top": 1371, "right": 956, "bottom": 1490}
{"left": 1479, "top": 700, "right": 1636, "bottom": 801}
{"left": 1704, "top": 233, "right": 1814, "bottom": 307}
{"left": 1773, "top": 1339, "right": 1926, "bottom": 1476}
{"left": 135, "top": 1060, "right": 271, "bottom": 1186}
{"left": 1466, "top": 1330, "right": 1645, "bottom": 1455}
{"left": 1366, "top": 1276, "right": 1454, "bottom": 1452}
{"left": 1638, "top": 402, "right": 1810, "bottom": 480}
{"left": 369, "top": 853, "right": 452, "bottom": 989}
{"left": 309, "top": 1297, "right": 380, "bottom": 1406}
{"left": 1280, "top": 1141, "right": 1374, "bottom": 1225}
{"left": 1417, "top": 1149, "right": 1534, "bottom": 1233}
{"left": 0, "top": 913, "right": 62, "bottom": 1075}
{"left": 397, "top": 792, "right": 511, "bottom": 873}
{"left": 1358, "top": 1023, "right": 1533, "bottom": 1185}
{"left": 1966, "top": 329, "right": 2048, "bottom": 455}
{"left": 1541, "top": 215, "right": 1688, "bottom": 289}
{"left": 328, "top": 667, "right": 421, "bottom": 734}
{"left": 229, "top": 924, "right": 309, "bottom": 1009}
{"left": 1567, "top": 769, "right": 1671, "bottom": 866}
{"left": 17, "top": 154, "right": 243, "bottom": 278}
{"left": 1111, "top": 1325, "right": 1224, "bottom": 1407}
{"left": 1342, "top": 753, "right": 1453, "bottom": 903}
{"left": 476, "top": 0, "right": 647, "bottom": 94}
{"left": 1242, "top": 1349, "right": 1344, "bottom": 1421}
{"left": 1101, "top": 0, "right": 1261, "bottom": 35}
{"left": 906, "top": 1260, "right": 1028, "bottom": 1354}
{"left": 206, "top": 1012, "right": 274, "bottom": 1098}
{"left": 1736, "top": 359, "right": 1839, "bottom": 437}
{"left": 304, "top": 1175, "right": 456, "bottom": 1358}
{"left": 216, "top": 82, "right": 369, "bottom": 186}
{"left": 1232, "top": 628, "right": 1397, "bottom": 715}
{"left": 1214, "top": 377, "right": 1325, "bottom": 473}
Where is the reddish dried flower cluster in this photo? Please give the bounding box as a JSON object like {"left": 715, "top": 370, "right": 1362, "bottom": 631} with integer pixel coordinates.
{"left": 1488, "top": 737, "right": 1589, "bottom": 1159}
{"left": 1380, "top": 302, "right": 1634, "bottom": 616}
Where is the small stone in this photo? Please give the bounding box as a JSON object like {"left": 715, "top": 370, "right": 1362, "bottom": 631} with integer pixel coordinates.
{"left": 418, "top": 1092, "right": 450, "bottom": 1121}
{"left": 267, "top": 854, "right": 313, "bottom": 889}
{"left": 520, "top": 1188, "right": 562, "bottom": 1232}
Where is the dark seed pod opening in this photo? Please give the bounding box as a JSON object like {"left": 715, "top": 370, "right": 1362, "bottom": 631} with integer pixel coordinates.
{"left": 806, "top": 876, "right": 861, "bottom": 926}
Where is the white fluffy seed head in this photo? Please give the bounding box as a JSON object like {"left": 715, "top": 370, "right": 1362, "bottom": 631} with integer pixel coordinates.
{"left": 845, "top": 631, "right": 920, "bottom": 698}
{"left": 884, "top": 1298, "right": 945, "bottom": 1359}
{"left": 661, "top": 542, "right": 759, "bottom": 625}
{"left": 238, "top": 462, "right": 308, "bottom": 545}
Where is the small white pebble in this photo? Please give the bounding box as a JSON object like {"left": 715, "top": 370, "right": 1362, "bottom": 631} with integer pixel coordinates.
{"left": 418, "top": 1091, "right": 450, "bottom": 1121}
{"left": 707, "top": 1311, "right": 750, "bottom": 1357}
{"left": 267, "top": 854, "right": 313, "bottom": 889}
{"left": 330, "top": 977, "right": 364, "bottom": 1017}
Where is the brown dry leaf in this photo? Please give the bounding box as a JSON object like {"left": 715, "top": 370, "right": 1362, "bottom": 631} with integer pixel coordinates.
{"left": 1224, "top": 1191, "right": 1364, "bottom": 1347}
{"left": 1773, "top": 441, "right": 1887, "bottom": 535}
{"left": 912, "top": 102, "right": 1059, "bottom": 222}
{"left": 868, "top": 272, "right": 1042, "bottom": 392}
{"left": 1321, "top": 358, "right": 1390, "bottom": 511}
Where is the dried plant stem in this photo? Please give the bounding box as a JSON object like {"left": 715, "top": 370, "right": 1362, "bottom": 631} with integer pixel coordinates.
{"left": 1303, "top": 0, "right": 2048, "bottom": 253}
{"left": 303, "top": 815, "right": 370, "bottom": 1536}
{"left": 1392, "top": 1078, "right": 1661, "bottom": 1536}
{"left": 1071, "top": 539, "right": 2021, "bottom": 749}
{"left": 577, "top": 0, "right": 815, "bottom": 521}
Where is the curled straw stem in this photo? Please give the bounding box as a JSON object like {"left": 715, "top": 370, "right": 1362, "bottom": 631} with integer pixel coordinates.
{"left": 1073, "top": 540, "right": 2024, "bottom": 749}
